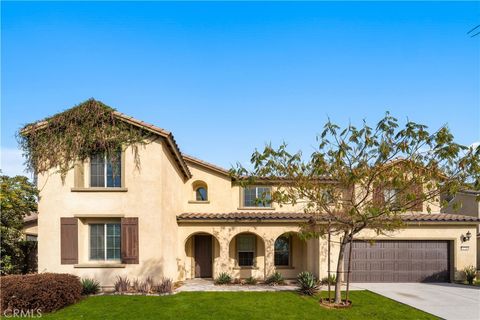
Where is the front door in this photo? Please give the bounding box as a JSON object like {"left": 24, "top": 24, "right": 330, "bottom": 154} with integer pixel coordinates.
{"left": 194, "top": 235, "right": 212, "bottom": 278}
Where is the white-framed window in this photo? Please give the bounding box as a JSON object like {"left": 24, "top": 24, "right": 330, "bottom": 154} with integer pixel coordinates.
{"left": 383, "top": 188, "right": 399, "bottom": 203}
{"left": 243, "top": 186, "right": 272, "bottom": 207}
{"left": 90, "top": 151, "right": 121, "bottom": 188}
{"left": 89, "top": 223, "right": 121, "bottom": 261}
{"left": 237, "top": 234, "right": 255, "bottom": 267}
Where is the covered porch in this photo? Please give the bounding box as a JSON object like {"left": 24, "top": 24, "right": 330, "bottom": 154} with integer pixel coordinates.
{"left": 177, "top": 212, "right": 321, "bottom": 281}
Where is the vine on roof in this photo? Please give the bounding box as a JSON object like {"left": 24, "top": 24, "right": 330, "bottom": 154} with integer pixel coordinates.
{"left": 18, "top": 99, "right": 151, "bottom": 182}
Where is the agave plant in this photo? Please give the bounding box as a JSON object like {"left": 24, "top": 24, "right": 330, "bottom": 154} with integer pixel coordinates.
{"left": 297, "top": 271, "right": 319, "bottom": 296}
{"left": 265, "top": 272, "right": 284, "bottom": 286}
{"left": 81, "top": 278, "right": 101, "bottom": 295}
{"left": 464, "top": 265, "right": 477, "bottom": 285}
{"left": 215, "top": 272, "right": 232, "bottom": 285}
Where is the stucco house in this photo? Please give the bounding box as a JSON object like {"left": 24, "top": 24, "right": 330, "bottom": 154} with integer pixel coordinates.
{"left": 442, "top": 190, "right": 480, "bottom": 269}
{"left": 34, "top": 108, "right": 478, "bottom": 288}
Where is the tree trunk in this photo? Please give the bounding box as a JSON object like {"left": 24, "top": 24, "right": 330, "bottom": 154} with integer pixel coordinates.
{"left": 345, "top": 233, "right": 354, "bottom": 304}
{"left": 334, "top": 232, "right": 348, "bottom": 304}
{"left": 327, "top": 222, "right": 331, "bottom": 302}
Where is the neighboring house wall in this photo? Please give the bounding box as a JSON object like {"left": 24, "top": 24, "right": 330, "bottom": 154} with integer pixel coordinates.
{"left": 442, "top": 191, "right": 480, "bottom": 269}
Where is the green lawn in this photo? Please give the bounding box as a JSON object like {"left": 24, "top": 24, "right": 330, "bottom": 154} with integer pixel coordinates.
{"left": 42, "top": 291, "right": 438, "bottom": 320}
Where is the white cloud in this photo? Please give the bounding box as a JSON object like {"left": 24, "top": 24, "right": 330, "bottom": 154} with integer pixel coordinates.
{"left": 0, "top": 148, "right": 30, "bottom": 177}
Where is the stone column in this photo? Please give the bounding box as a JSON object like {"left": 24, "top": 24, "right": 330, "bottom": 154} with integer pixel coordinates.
{"left": 264, "top": 237, "right": 276, "bottom": 279}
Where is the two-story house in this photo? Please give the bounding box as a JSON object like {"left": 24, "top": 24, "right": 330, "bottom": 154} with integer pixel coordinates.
{"left": 34, "top": 107, "right": 478, "bottom": 287}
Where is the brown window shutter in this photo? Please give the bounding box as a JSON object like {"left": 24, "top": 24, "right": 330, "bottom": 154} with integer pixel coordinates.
{"left": 121, "top": 217, "right": 139, "bottom": 264}
{"left": 411, "top": 183, "right": 423, "bottom": 211}
{"left": 373, "top": 186, "right": 384, "bottom": 205}
{"left": 60, "top": 218, "right": 78, "bottom": 264}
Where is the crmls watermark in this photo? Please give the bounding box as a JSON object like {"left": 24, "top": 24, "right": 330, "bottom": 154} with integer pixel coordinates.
{"left": 3, "top": 309, "right": 42, "bottom": 318}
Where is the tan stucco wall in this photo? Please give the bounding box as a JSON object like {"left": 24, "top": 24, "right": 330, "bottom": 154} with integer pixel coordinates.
{"left": 442, "top": 193, "right": 480, "bottom": 268}
{"left": 37, "top": 139, "right": 185, "bottom": 287}
{"left": 22, "top": 224, "right": 38, "bottom": 236}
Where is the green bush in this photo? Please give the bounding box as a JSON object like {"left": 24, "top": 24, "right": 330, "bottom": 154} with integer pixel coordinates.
{"left": 215, "top": 272, "right": 232, "bottom": 285}
{"left": 320, "top": 274, "right": 337, "bottom": 285}
{"left": 81, "top": 278, "right": 100, "bottom": 295}
{"left": 464, "top": 265, "right": 477, "bottom": 285}
{"left": 0, "top": 273, "right": 82, "bottom": 314}
{"left": 265, "top": 272, "right": 284, "bottom": 285}
{"left": 245, "top": 276, "right": 258, "bottom": 285}
{"left": 297, "top": 271, "right": 319, "bottom": 296}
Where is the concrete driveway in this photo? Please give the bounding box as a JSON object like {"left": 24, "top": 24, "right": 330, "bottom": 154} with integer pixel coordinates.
{"left": 351, "top": 283, "right": 480, "bottom": 320}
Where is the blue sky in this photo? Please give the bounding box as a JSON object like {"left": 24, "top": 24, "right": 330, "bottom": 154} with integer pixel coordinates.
{"left": 1, "top": 1, "right": 479, "bottom": 176}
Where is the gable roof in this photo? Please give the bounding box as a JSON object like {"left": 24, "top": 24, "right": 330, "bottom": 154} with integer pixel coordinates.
{"left": 113, "top": 111, "right": 191, "bottom": 179}
{"left": 182, "top": 154, "right": 231, "bottom": 176}
{"left": 22, "top": 101, "right": 192, "bottom": 180}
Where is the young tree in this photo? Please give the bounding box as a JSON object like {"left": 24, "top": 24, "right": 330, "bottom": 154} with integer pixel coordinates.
{"left": 0, "top": 174, "right": 38, "bottom": 274}
{"left": 234, "top": 113, "right": 479, "bottom": 305}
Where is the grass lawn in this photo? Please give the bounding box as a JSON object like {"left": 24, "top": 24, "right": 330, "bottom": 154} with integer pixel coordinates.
{"left": 42, "top": 291, "right": 438, "bottom": 320}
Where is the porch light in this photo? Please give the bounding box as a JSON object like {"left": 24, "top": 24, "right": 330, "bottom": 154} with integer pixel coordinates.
{"left": 461, "top": 231, "right": 472, "bottom": 242}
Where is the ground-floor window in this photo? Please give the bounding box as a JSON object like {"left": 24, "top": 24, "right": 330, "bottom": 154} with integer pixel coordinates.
{"left": 237, "top": 234, "right": 255, "bottom": 266}
{"left": 274, "top": 235, "right": 290, "bottom": 266}
{"left": 90, "top": 223, "right": 121, "bottom": 261}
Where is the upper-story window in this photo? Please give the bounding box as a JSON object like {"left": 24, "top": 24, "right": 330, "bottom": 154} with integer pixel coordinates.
{"left": 90, "top": 151, "right": 121, "bottom": 188}
{"left": 383, "top": 188, "right": 399, "bottom": 203}
{"left": 196, "top": 187, "right": 208, "bottom": 201}
{"left": 192, "top": 181, "right": 208, "bottom": 202}
{"left": 243, "top": 186, "right": 272, "bottom": 208}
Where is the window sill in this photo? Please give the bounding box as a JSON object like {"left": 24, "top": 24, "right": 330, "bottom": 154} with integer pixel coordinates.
{"left": 275, "top": 266, "right": 295, "bottom": 270}
{"left": 71, "top": 187, "right": 128, "bottom": 192}
{"left": 233, "top": 266, "right": 259, "bottom": 270}
{"left": 74, "top": 263, "right": 126, "bottom": 268}
{"left": 188, "top": 200, "right": 210, "bottom": 204}
{"left": 237, "top": 207, "right": 274, "bottom": 211}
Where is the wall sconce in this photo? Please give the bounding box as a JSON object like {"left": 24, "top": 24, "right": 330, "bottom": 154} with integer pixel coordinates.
{"left": 461, "top": 231, "right": 472, "bottom": 242}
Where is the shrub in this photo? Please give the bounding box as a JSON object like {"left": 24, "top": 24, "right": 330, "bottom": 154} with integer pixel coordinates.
{"left": 464, "top": 265, "right": 477, "bottom": 285}
{"left": 155, "top": 278, "right": 173, "bottom": 294}
{"left": 114, "top": 276, "right": 130, "bottom": 293}
{"left": 265, "top": 272, "right": 284, "bottom": 285}
{"left": 0, "top": 273, "right": 82, "bottom": 314}
{"left": 297, "top": 271, "right": 319, "bottom": 296}
{"left": 245, "top": 276, "right": 258, "bottom": 285}
{"left": 321, "top": 274, "right": 337, "bottom": 285}
{"left": 81, "top": 278, "right": 100, "bottom": 295}
{"left": 133, "top": 276, "right": 154, "bottom": 293}
{"left": 215, "top": 272, "right": 232, "bottom": 285}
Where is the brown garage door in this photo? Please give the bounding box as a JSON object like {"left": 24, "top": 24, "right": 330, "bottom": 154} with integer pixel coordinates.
{"left": 345, "top": 240, "right": 450, "bottom": 282}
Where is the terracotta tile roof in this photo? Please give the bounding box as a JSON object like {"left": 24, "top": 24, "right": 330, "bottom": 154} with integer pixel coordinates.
{"left": 177, "top": 212, "right": 480, "bottom": 223}
{"left": 23, "top": 212, "right": 38, "bottom": 223}
{"left": 178, "top": 212, "right": 314, "bottom": 221}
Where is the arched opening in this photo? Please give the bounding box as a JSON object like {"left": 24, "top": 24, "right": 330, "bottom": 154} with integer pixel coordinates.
{"left": 229, "top": 232, "right": 265, "bottom": 279}
{"left": 274, "top": 232, "right": 308, "bottom": 279}
{"left": 184, "top": 232, "right": 220, "bottom": 279}
{"left": 192, "top": 181, "right": 208, "bottom": 201}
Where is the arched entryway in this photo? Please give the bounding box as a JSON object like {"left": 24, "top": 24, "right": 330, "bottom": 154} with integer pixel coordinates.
{"left": 185, "top": 232, "right": 220, "bottom": 279}
{"left": 229, "top": 232, "right": 265, "bottom": 279}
